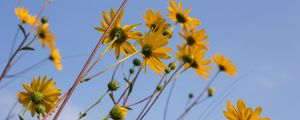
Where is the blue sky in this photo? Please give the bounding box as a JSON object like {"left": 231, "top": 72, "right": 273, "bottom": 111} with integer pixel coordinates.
{"left": 0, "top": 0, "right": 299, "bottom": 119}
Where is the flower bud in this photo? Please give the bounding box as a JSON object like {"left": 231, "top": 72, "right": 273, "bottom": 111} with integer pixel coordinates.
{"left": 208, "top": 87, "right": 215, "bottom": 97}
{"left": 36, "top": 104, "right": 46, "bottom": 115}
{"left": 129, "top": 68, "right": 134, "bottom": 74}
{"left": 107, "top": 80, "right": 119, "bottom": 91}
{"left": 133, "top": 58, "right": 141, "bottom": 66}
{"left": 110, "top": 105, "right": 128, "bottom": 120}
{"left": 156, "top": 85, "right": 162, "bottom": 92}
{"left": 41, "top": 17, "right": 48, "bottom": 24}
{"left": 188, "top": 93, "right": 194, "bottom": 99}
{"left": 164, "top": 68, "right": 170, "bottom": 74}
{"left": 168, "top": 62, "right": 176, "bottom": 70}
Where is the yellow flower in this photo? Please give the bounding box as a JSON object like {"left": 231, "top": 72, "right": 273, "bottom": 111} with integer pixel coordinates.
{"left": 167, "top": 0, "right": 200, "bottom": 28}
{"left": 17, "top": 76, "right": 61, "bottom": 116}
{"left": 15, "top": 7, "right": 37, "bottom": 26}
{"left": 110, "top": 105, "right": 128, "bottom": 120}
{"left": 212, "top": 54, "right": 236, "bottom": 76}
{"left": 95, "top": 8, "right": 142, "bottom": 59}
{"left": 37, "top": 23, "right": 56, "bottom": 51}
{"left": 179, "top": 26, "right": 208, "bottom": 50}
{"left": 143, "top": 9, "right": 170, "bottom": 31}
{"left": 50, "top": 49, "right": 63, "bottom": 70}
{"left": 224, "top": 99, "right": 270, "bottom": 120}
{"left": 176, "top": 45, "right": 211, "bottom": 79}
{"left": 139, "top": 30, "right": 171, "bottom": 74}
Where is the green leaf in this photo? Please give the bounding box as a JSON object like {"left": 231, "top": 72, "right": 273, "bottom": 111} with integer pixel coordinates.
{"left": 18, "top": 24, "right": 26, "bottom": 37}
{"left": 20, "top": 46, "right": 35, "bottom": 51}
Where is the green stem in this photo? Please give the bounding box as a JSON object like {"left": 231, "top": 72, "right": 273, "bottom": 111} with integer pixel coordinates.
{"left": 82, "top": 50, "right": 141, "bottom": 83}
{"left": 82, "top": 37, "right": 118, "bottom": 79}
{"left": 78, "top": 91, "right": 109, "bottom": 120}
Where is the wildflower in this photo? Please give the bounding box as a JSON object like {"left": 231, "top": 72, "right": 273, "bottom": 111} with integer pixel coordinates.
{"left": 176, "top": 45, "right": 211, "bottom": 79}
{"left": 212, "top": 54, "right": 236, "bottom": 76}
{"left": 110, "top": 105, "right": 128, "bottom": 120}
{"left": 139, "top": 30, "right": 171, "bottom": 74}
{"left": 167, "top": 0, "right": 200, "bottom": 28}
{"left": 224, "top": 99, "right": 270, "bottom": 120}
{"left": 143, "top": 9, "right": 170, "bottom": 31}
{"left": 179, "top": 26, "right": 208, "bottom": 50}
{"left": 36, "top": 23, "right": 56, "bottom": 51}
{"left": 95, "top": 8, "right": 142, "bottom": 59}
{"left": 17, "top": 76, "right": 61, "bottom": 116}
{"left": 107, "top": 80, "right": 120, "bottom": 91}
{"left": 15, "top": 7, "right": 37, "bottom": 26}
{"left": 50, "top": 49, "right": 63, "bottom": 70}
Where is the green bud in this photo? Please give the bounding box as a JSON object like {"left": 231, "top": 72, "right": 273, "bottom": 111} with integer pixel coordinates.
{"left": 164, "top": 68, "right": 170, "bottom": 74}
{"left": 133, "top": 58, "right": 141, "bottom": 66}
{"left": 188, "top": 93, "right": 194, "bottom": 99}
{"left": 168, "top": 62, "right": 176, "bottom": 70}
{"left": 36, "top": 104, "right": 46, "bottom": 115}
{"left": 110, "top": 105, "right": 128, "bottom": 120}
{"left": 156, "top": 85, "right": 162, "bottom": 91}
{"left": 129, "top": 68, "right": 134, "bottom": 74}
{"left": 107, "top": 80, "right": 119, "bottom": 91}
{"left": 41, "top": 17, "right": 48, "bottom": 24}
{"left": 208, "top": 87, "right": 215, "bottom": 97}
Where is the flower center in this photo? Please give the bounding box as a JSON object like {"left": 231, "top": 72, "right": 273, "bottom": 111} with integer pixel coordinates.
{"left": 175, "top": 13, "right": 186, "bottom": 23}
{"left": 190, "top": 61, "right": 198, "bottom": 68}
{"left": 150, "top": 24, "right": 159, "bottom": 32}
{"left": 182, "top": 54, "right": 193, "bottom": 64}
{"left": 219, "top": 65, "right": 226, "bottom": 71}
{"left": 110, "top": 28, "right": 127, "bottom": 43}
{"left": 186, "top": 36, "right": 195, "bottom": 46}
{"left": 142, "top": 44, "right": 152, "bottom": 58}
{"left": 32, "top": 91, "right": 43, "bottom": 103}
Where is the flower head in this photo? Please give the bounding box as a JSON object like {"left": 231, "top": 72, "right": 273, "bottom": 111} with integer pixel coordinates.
{"left": 224, "top": 99, "right": 270, "bottom": 120}
{"left": 95, "top": 8, "right": 142, "bottom": 59}
{"left": 179, "top": 26, "right": 208, "bottom": 50}
{"left": 37, "top": 23, "right": 56, "bottom": 51}
{"left": 176, "top": 45, "right": 211, "bottom": 79}
{"left": 139, "top": 30, "right": 171, "bottom": 74}
{"left": 143, "top": 9, "right": 170, "bottom": 31}
{"left": 212, "top": 54, "right": 236, "bottom": 76}
{"left": 167, "top": 0, "right": 200, "bottom": 28}
{"left": 15, "top": 7, "right": 37, "bottom": 26}
{"left": 110, "top": 105, "right": 128, "bottom": 120}
{"left": 50, "top": 49, "right": 63, "bottom": 70}
{"left": 17, "top": 76, "right": 61, "bottom": 116}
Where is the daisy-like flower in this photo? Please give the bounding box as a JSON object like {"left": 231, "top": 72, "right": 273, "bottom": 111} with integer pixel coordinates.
{"left": 50, "top": 49, "right": 63, "bottom": 70}
{"left": 95, "top": 8, "right": 142, "bottom": 59}
{"left": 176, "top": 45, "right": 211, "bottom": 79}
{"left": 17, "top": 76, "right": 61, "bottom": 116}
{"left": 37, "top": 23, "right": 56, "bottom": 51}
{"left": 179, "top": 26, "right": 208, "bottom": 50}
{"left": 139, "top": 30, "right": 171, "bottom": 74}
{"left": 167, "top": 0, "right": 200, "bottom": 28}
{"left": 224, "top": 99, "right": 270, "bottom": 120}
{"left": 15, "top": 7, "right": 37, "bottom": 26}
{"left": 212, "top": 54, "right": 236, "bottom": 76}
{"left": 143, "top": 9, "right": 170, "bottom": 32}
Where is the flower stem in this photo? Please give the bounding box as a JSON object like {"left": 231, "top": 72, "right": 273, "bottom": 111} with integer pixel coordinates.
{"left": 177, "top": 70, "right": 220, "bottom": 120}
{"left": 78, "top": 91, "right": 109, "bottom": 120}
{"left": 82, "top": 50, "right": 141, "bottom": 83}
